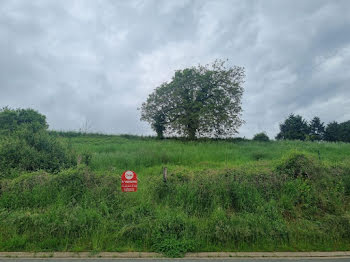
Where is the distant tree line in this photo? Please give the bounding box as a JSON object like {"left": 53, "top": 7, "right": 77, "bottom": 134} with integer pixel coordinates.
{"left": 276, "top": 114, "right": 350, "bottom": 142}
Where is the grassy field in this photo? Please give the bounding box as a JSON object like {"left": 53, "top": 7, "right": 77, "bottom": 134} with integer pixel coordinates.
{"left": 1, "top": 134, "right": 350, "bottom": 256}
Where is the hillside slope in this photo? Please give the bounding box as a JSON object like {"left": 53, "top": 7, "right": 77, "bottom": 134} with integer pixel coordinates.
{"left": 0, "top": 135, "right": 349, "bottom": 256}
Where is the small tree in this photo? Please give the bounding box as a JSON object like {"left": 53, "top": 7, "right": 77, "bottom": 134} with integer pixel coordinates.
{"left": 276, "top": 114, "right": 310, "bottom": 140}
{"left": 309, "top": 116, "right": 325, "bottom": 141}
{"left": 140, "top": 60, "right": 245, "bottom": 139}
{"left": 253, "top": 132, "right": 269, "bottom": 142}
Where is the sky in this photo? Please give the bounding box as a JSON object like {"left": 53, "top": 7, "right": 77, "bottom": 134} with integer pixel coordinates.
{"left": 1, "top": 0, "right": 350, "bottom": 138}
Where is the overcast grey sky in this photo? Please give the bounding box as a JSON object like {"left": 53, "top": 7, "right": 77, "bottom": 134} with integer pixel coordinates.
{"left": 1, "top": 0, "right": 349, "bottom": 138}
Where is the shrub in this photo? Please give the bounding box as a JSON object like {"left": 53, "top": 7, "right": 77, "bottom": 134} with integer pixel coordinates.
{"left": 276, "top": 151, "right": 320, "bottom": 180}
{"left": 0, "top": 127, "right": 76, "bottom": 175}
{"left": 253, "top": 132, "right": 269, "bottom": 142}
{"left": 0, "top": 108, "right": 76, "bottom": 175}
{"left": 0, "top": 107, "right": 48, "bottom": 134}
{"left": 153, "top": 237, "right": 194, "bottom": 257}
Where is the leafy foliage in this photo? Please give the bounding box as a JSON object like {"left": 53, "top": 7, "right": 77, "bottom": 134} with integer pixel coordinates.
{"left": 140, "top": 83, "right": 170, "bottom": 139}
{"left": 0, "top": 107, "right": 48, "bottom": 134}
{"left": 309, "top": 116, "right": 325, "bottom": 141}
{"left": 0, "top": 128, "right": 76, "bottom": 175}
{"left": 324, "top": 121, "right": 340, "bottom": 142}
{"left": 151, "top": 210, "right": 196, "bottom": 257}
{"left": 339, "top": 121, "right": 350, "bottom": 142}
{"left": 276, "top": 151, "right": 320, "bottom": 180}
{"left": 276, "top": 114, "right": 310, "bottom": 140}
{"left": 276, "top": 114, "right": 350, "bottom": 143}
{"left": 253, "top": 132, "right": 269, "bottom": 142}
{"left": 141, "top": 60, "right": 245, "bottom": 139}
{"left": 323, "top": 121, "right": 350, "bottom": 142}
{"left": 0, "top": 108, "right": 76, "bottom": 176}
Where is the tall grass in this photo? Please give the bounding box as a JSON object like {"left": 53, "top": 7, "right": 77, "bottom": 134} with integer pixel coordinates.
{"left": 0, "top": 134, "right": 349, "bottom": 256}
{"left": 67, "top": 135, "right": 350, "bottom": 173}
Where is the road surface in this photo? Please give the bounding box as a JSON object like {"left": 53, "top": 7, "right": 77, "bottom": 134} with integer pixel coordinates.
{"left": 0, "top": 259, "right": 349, "bottom": 262}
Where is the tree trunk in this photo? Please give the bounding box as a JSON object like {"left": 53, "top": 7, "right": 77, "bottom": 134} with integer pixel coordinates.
{"left": 187, "top": 124, "right": 197, "bottom": 140}
{"left": 189, "top": 130, "right": 196, "bottom": 140}
{"left": 156, "top": 129, "right": 164, "bottom": 139}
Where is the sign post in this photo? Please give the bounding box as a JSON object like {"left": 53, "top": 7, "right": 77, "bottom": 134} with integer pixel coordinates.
{"left": 121, "top": 170, "right": 138, "bottom": 192}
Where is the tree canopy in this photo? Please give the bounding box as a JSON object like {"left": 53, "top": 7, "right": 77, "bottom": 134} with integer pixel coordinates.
{"left": 253, "top": 132, "right": 269, "bottom": 142}
{"left": 141, "top": 60, "right": 245, "bottom": 139}
{"left": 0, "top": 107, "right": 48, "bottom": 134}
{"left": 276, "top": 114, "right": 350, "bottom": 143}
{"left": 324, "top": 120, "right": 350, "bottom": 143}
{"left": 276, "top": 114, "right": 310, "bottom": 140}
{"left": 309, "top": 116, "right": 325, "bottom": 141}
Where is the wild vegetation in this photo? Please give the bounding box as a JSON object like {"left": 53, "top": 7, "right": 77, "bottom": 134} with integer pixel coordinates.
{"left": 0, "top": 108, "right": 76, "bottom": 178}
{"left": 1, "top": 128, "right": 350, "bottom": 256}
{"left": 1, "top": 88, "right": 350, "bottom": 258}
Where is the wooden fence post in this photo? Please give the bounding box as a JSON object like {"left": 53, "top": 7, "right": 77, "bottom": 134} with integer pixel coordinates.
{"left": 163, "top": 167, "right": 167, "bottom": 183}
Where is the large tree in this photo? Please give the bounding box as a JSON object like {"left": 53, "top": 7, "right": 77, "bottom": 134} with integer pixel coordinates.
{"left": 140, "top": 60, "right": 245, "bottom": 139}
{"left": 276, "top": 114, "right": 310, "bottom": 140}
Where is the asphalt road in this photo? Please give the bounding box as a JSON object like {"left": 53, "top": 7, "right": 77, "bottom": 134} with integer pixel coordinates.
{"left": 0, "top": 259, "right": 349, "bottom": 262}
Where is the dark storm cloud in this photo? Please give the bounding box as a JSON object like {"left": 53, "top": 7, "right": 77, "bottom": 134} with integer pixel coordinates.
{"left": 1, "top": 0, "right": 349, "bottom": 137}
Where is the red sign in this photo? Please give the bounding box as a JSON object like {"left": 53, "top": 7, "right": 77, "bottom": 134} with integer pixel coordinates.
{"left": 121, "top": 170, "right": 138, "bottom": 192}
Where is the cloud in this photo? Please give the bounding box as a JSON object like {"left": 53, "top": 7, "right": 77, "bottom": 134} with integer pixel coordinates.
{"left": 0, "top": 0, "right": 349, "bottom": 138}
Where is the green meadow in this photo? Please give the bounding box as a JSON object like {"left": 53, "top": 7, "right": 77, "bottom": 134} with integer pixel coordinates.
{"left": 1, "top": 133, "right": 350, "bottom": 256}
{"left": 68, "top": 134, "right": 350, "bottom": 172}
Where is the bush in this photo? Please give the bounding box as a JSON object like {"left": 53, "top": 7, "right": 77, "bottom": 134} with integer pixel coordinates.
{"left": 276, "top": 151, "right": 320, "bottom": 180}
{"left": 0, "top": 107, "right": 48, "bottom": 134}
{"left": 0, "top": 127, "right": 76, "bottom": 175}
{"left": 253, "top": 132, "right": 269, "bottom": 142}
{"left": 0, "top": 108, "right": 76, "bottom": 176}
{"left": 153, "top": 237, "right": 194, "bottom": 257}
